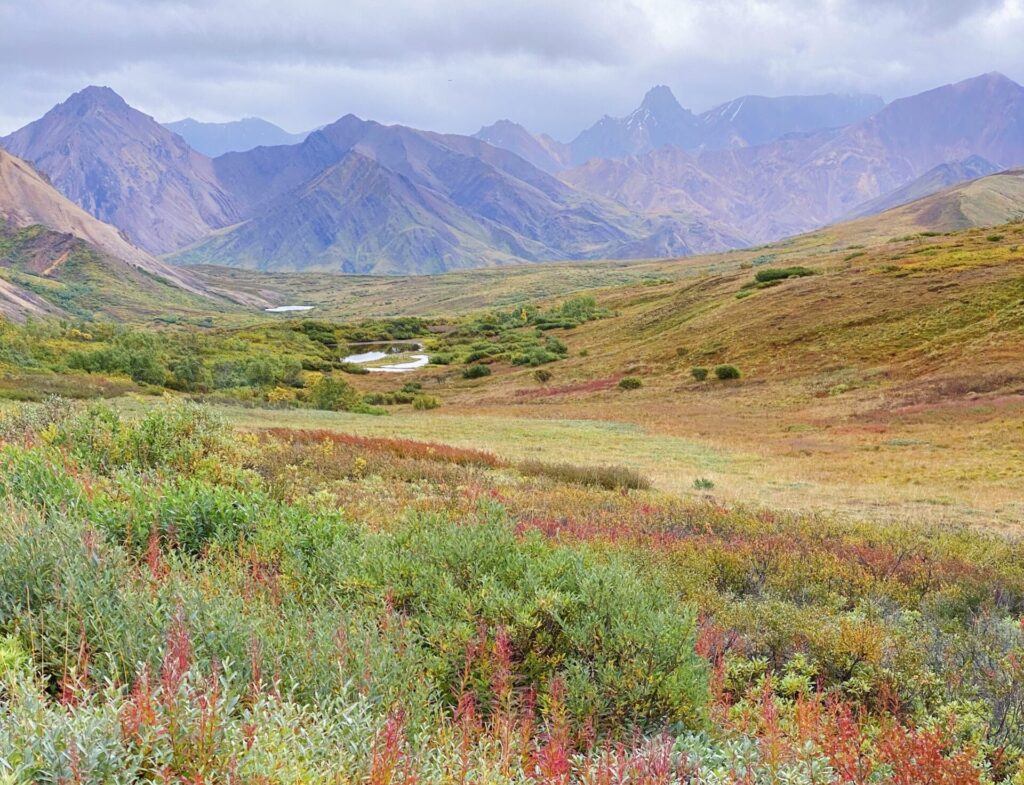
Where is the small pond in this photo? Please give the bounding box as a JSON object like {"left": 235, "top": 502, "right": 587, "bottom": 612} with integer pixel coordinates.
{"left": 341, "top": 342, "right": 428, "bottom": 373}
{"left": 265, "top": 305, "right": 315, "bottom": 313}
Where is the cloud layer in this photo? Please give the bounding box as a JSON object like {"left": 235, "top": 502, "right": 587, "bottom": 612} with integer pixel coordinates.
{"left": 1, "top": 0, "right": 1022, "bottom": 140}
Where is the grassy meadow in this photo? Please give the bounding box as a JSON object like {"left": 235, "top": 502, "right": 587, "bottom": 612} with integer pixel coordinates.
{"left": 1, "top": 216, "right": 1024, "bottom": 782}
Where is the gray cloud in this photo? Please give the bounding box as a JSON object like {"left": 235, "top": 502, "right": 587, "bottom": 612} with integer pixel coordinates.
{"left": 0, "top": 0, "right": 1021, "bottom": 140}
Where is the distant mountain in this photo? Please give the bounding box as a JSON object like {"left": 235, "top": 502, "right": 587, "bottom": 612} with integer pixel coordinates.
{"left": 565, "top": 73, "right": 1024, "bottom": 246}
{"left": 6, "top": 74, "right": 1023, "bottom": 279}
{"left": 569, "top": 86, "right": 704, "bottom": 164}
{"left": 163, "top": 117, "right": 309, "bottom": 157}
{"left": 171, "top": 114, "right": 743, "bottom": 273}
{"left": 698, "top": 92, "right": 885, "bottom": 147}
{"left": 849, "top": 156, "right": 1001, "bottom": 219}
{"left": 473, "top": 120, "right": 570, "bottom": 174}
{"left": 558, "top": 86, "right": 885, "bottom": 166}
{"left": 0, "top": 86, "right": 240, "bottom": 254}
{"left": 0, "top": 148, "right": 253, "bottom": 319}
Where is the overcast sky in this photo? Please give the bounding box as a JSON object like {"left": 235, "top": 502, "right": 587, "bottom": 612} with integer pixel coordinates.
{"left": 1, "top": 0, "right": 1022, "bottom": 140}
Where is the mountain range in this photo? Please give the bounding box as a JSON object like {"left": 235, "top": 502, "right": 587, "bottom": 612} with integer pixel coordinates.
{"left": 163, "top": 117, "right": 309, "bottom": 157}
{"left": 1, "top": 72, "right": 1023, "bottom": 275}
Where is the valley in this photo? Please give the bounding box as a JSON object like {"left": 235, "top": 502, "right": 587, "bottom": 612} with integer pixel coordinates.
{"left": 2, "top": 62, "right": 1024, "bottom": 784}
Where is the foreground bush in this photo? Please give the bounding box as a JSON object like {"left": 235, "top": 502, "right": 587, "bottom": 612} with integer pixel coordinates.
{"left": 0, "top": 403, "right": 705, "bottom": 752}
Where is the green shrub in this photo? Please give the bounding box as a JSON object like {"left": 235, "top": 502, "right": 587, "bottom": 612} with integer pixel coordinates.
{"left": 412, "top": 395, "right": 441, "bottom": 410}
{"left": 533, "top": 369, "right": 553, "bottom": 383}
{"left": 693, "top": 477, "right": 715, "bottom": 490}
{"left": 618, "top": 377, "right": 642, "bottom": 390}
{"left": 987, "top": 234, "right": 1004, "bottom": 242}
{"left": 309, "top": 375, "right": 360, "bottom": 411}
{"left": 754, "top": 267, "right": 815, "bottom": 283}
{"left": 691, "top": 367, "right": 709, "bottom": 381}
{"left": 714, "top": 364, "right": 741, "bottom": 380}
{"left": 462, "top": 364, "right": 492, "bottom": 380}
{"left": 430, "top": 354, "right": 452, "bottom": 365}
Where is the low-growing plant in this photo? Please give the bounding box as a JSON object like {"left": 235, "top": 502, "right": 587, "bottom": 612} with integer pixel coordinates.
{"left": 693, "top": 477, "right": 715, "bottom": 490}
{"left": 533, "top": 368, "right": 553, "bottom": 383}
{"left": 618, "top": 376, "right": 642, "bottom": 390}
{"left": 691, "top": 367, "right": 709, "bottom": 381}
{"left": 517, "top": 459, "right": 652, "bottom": 491}
{"left": 714, "top": 364, "right": 741, "bottom": 380}
{"left": 754, "top": 266, "right": 816, "bottom": 283}
{"left": 411, "top": 394, "right": 440, "bottom": 410}
{"left": 462, "top": 364, "right": 492, "bottom": 379}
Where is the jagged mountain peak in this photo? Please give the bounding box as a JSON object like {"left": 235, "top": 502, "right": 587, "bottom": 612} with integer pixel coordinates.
{"left": 640, "top": 85, "right": 684, "bottom": 113}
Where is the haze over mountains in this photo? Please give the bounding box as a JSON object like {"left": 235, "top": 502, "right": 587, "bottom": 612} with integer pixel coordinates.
{"left": 1, "top": 72, "right": 1023, "bottom": 275}
{"left": 163, "top": 117, "right": 310, "bottom": 158}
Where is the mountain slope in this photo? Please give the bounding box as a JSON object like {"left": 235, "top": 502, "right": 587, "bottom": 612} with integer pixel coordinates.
{"left": 174, "top": 114, "right": 744, "bottom": 272}
{"left": 0, "top": 148, "right": 261, "bottom": 319}
{"left": 0, "top": 86, "right": 240, "bottom": 254}
{"left": 848, "top": 156, "right": 1001, "bottom": 219}
{"left": 163, "top": 117, "right": 309, "bottom": 157}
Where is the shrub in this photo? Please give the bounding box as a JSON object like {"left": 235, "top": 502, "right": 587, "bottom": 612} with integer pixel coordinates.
{"left": 430, "top": 354, "right": 452, "bottom": 365}
{"left": 462, "top": 364, "right": 492, "bottom": 379}
{"left": 754, "top": 267, "right": 815, "bottom": 283}
{"left": 714, "top": 364, "right": 741, "bottom": 380}
{"left": 693, "top": 477, "right": 715, "bottom": 490}
{"left": 412, "top": 395, "right": 440, "bottom": 410}
{"left": 309, "top": 375, "right": 360, "bottom": 411}
{"left": 691, "top": 367, "right": 709, "bottom": 381}
{"left": 533, "top": 369, "right": 553, "bottom": 383}
{"left": 618, "top": 377, "right": 642, "bottom": 390}
{"left": 987, "top": 234, "right": 1004, "bottom": 242}
{"left": 517, "top": 460, "right": 652, "bottom": 491}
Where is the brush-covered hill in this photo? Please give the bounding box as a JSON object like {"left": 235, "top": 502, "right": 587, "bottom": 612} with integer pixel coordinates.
{"left": 531, "top": 171, "right": 1024, "bottom": 396}
{"left": 0, "top": 149, "right": 260, "bottom": 320}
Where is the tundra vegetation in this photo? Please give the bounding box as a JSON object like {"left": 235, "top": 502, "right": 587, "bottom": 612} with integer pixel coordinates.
{"left": 2, "top": 222, "right": 1024, "bottom": 783}
{"left": 0, "top": 400, "right": 1021, "bottom": 783}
